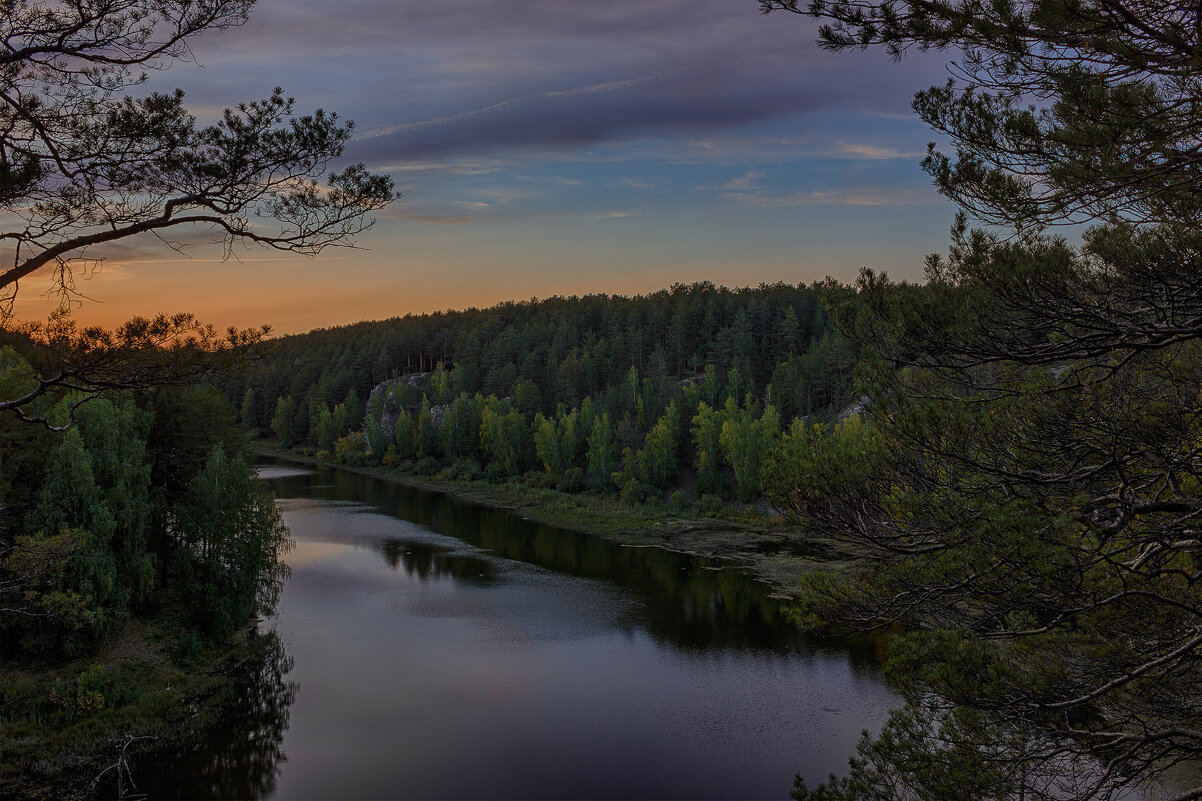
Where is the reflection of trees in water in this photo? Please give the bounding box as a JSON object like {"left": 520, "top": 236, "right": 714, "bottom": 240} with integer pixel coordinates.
{"left": 138, "top": 630, "right": 297, "bottom": 800}
{"left": 378, "top": 539, "right": 496, "bottom": 584}
{"left": 267, "top": 461, "right": 880, "bottom": 663}
{"left": 293, "top": 465, "right": 866, "bottom": 662}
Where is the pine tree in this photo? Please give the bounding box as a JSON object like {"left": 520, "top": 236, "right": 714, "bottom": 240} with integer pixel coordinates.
{"left": 760, "top": 4, "right": 1202, "bottom": 798}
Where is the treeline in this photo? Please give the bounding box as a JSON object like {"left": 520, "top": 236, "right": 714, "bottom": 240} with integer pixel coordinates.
{"left": 0, "top": 346, "right": 290, "bottom": 663}
{"left": 220, "top": 281, "right": 860, "bottom": 505}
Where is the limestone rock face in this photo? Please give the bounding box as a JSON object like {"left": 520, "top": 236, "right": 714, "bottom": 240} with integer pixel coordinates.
{"left": 366, "top": 372, "right": 445, "bottom": 442}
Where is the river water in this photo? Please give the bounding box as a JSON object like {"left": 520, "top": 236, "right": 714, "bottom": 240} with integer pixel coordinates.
{"left": 143, "top": 460, "right": 894, "bottom": 799}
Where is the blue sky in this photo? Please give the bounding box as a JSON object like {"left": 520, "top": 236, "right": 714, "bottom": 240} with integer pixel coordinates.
{"left": 27, "top": 0, "right": 958, "bottom": 333}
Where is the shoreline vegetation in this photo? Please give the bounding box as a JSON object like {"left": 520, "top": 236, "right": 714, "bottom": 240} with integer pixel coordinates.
{"left": 0, "top": 379, "right": 294, "bottom": 800}
{"left": 216, "top": 284, "right": 865, "bottom": 610}
{"left": 255, "top": 442, "right": 842, "bottom": 599}
{"left": 3, "top": 442, "right": 836, "bottom": 801}
{"left": 0, "top": 610, "right": 283, "bottom": 801}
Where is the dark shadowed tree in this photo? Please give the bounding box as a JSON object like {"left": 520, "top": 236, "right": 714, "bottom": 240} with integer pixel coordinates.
{"left": 1, "top": 0, "right": 394, "bottom": 304}
{"left": 761, "top": 3, "right": 1202, "bottom": 800}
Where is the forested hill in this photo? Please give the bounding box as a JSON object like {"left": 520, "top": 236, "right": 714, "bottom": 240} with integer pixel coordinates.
{"left": 219, "top": 281, "right": 859, "bottom": 503}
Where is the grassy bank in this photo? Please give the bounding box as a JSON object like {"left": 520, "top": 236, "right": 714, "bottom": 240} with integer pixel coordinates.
{"left": 0, "top": 603, "right": 277, "bottom": 801}
{"left": 257, "top": 443, "right": 845, "bottom": 598}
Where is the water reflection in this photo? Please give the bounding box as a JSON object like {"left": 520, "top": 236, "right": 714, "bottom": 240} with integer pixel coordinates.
{"left": 265, "top": 460, "right": 874, "bottom": 661}
{"left": 379, "top": 539, "right": 499, "bottom": 586}
{"left": 138, "top": 458, "right": 896, "bottom": 801}
{"left": 139, "top": 630, "right": 297, "bottom": 800}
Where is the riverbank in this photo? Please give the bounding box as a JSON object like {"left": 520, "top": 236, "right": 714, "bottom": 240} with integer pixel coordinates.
{"left": 256, "top": 443, "right": 846, "bottom": 598}
{"left": 0, "top": 604, "right": 279, "bottom": 801}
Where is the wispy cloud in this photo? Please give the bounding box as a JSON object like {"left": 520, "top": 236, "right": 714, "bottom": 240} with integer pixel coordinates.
{"left": 593, "top": 209, "right": 643, "bottom": 220}
{"left": 726, "top": 186, "right": 943, "bottom": 207}
{"left": 358, "top": 74, "right": 669, "bottom": 142}
{"left": 605, "top": 177, "right": 656, "bottom": 190}
{"left": 829, "top": 141, "right": 925, "bottom": 160}
{"left": 720, "top": 169, "right": 765, "bottom": 191}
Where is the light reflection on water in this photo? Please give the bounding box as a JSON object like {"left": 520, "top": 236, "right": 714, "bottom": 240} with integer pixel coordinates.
{"left": 145, "top": 459, "right": 894, "bottom": 800}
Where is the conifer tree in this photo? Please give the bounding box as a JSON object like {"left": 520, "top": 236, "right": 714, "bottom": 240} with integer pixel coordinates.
{"left": 761, "top": 3, "right": 1202, "bottom": 798}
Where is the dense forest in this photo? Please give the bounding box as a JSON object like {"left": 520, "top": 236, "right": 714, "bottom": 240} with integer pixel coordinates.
{"left": 217, "top": 281, "right": 859, "bottom": 507}
{"left": 0, "top": 345, "right": 290, "bottom": 653}
{"left": 0, "top": 336, "right": 293, "bottom": 793}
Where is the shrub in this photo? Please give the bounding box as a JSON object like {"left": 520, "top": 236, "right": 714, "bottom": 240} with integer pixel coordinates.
{"left": 0, "top": 675, "right": 38, "bottom": 720}
{"left": 448, "top": 459, "right": 482, "bottom": 481}
{"left": 483, "top": 461, "right": 508, "bottom": 483}
{"left": 668, "top": 491, "right": 691, "bottom": 514}
{"left": 556, "top": 466, "right": 587, "bottom": 493}
{"left": 333, "top": 432, "right": 366, "bottom": 466}
{"left": 620, "top": 479, "right": 660, "bottom": 505}
{"left": 380, "top": 445, "right": 401, "bottom": 467}
{"left": 522, "top": 470, "right": 556, "bottom": 490}
{"left": 693, "top": 493, "right": 726, "bottom": 517}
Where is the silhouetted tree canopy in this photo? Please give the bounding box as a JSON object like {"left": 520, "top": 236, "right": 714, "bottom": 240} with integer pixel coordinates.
{"left": 1, "top": 0, "right": 395, "bottom": 316}
{"left": 759, "top": 4, "right": 1202, "bottom": 800}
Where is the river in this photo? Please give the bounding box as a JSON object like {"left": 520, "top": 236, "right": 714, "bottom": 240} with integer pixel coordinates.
{"left": 142, "top": 459, "right": 894, "bottom": 799}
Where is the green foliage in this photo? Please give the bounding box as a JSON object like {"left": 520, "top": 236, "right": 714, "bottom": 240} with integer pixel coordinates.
{"left": 393, "top": 407, "right": 416, "bottom": 459}
{"left": 719, "top": 397, "right": 776, "bottom": 503}
{"left": 692, "top": 401, "right": 727, "bottom": 497}
{"left": 586, "top": 413, "right": 618, "bottom": 490}
{"left": 213, "top": 281, "right": 853, "bottom": 459}
{"left": 440, "top": 393, "right": 482, "bottom": 461}
{"left": 146, "top": 386, "right": 240, "bottom": 480}
{"left": 636, "top": 402, "right": 679, "bottom": 489}
{"left": 533, "top": 408, "right": 577, "bottom": 477}
{"left": 480, "top": 398, "right": 527, "bottom": 477}
{"left": 748, "top": 5, "right": 1202, "bottom": 793}
{"left": 619, "top": 478, "right": 660, "bottom": 505}
{"left": 2, "top": 387, "right": 259, "bottom": 658}
{"left": 0, "top": 530, "right": 99, "bottom": 656}
{"left": 429, "top": 362, "right": 454, "bottom": 405}
{"left": 364, "top": 409, "right": 389, "bottom": 455}
{"left": 271, "top": 395, "right": 296, "bottom": 448}
{"left": 333, "top": 431, "right": 367, "bottom": 465}
{"left": 315, "top": 406, "right": 337, "bottom": 450}
{"left": 15, "top": 396, "right": 154, "bottom": 652}
{"left": 173, "top": 447, "right": 292, "bottom": 635}
{"left": 414, "top": 398, "right": 438, "bottom": 459}
{"left": 770, "top": 238, "right": 1202, "bottom": 798}
{"left": 557, "top": 466, "right": 587, "bottom": 493}
{"left": 443, "top": 458, "right": 483, "bottom": 481}
{"left": 514, "top": 376, "right": 542, "bottom": 419}
{"left": 239, "top": 388, "right": 258, "bottom": 435}
{"left": 343, "top": 387, "right": 365, "bottom": 432}
{"left": 208, "top": 282, "right": 867, "bottom": 516}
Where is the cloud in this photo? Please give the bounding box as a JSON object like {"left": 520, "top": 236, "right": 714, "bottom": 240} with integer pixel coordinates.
{"left": 357, "top": 74, "right": 669, "bottom": 142}
{"left": 348, "top": 67, "right": 834, "bottom": 165}
{"left": 829, "top": 141, "right": 926, "bottom": 160}
{"left": 721, "top": 169, "right": 765, "bottom": 191}
{"left": 605, "top": 178, "right": 656, "bottom": 190}
{"left": 375, "top": 161, "right": 509, "bottom": 177}
{"left": 726, "top": 186, "right": 943, "bottom": 207}
{"left": 593, "top": 209, "right": 643, "bottom": 220}
{"left": 579, "top": 133, "right": 928, "bottom": 168}
{"left": 166, "top": 0, "right": 945, "bottom": 173}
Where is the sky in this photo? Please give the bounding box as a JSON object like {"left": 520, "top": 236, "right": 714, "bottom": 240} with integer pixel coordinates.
{"left": 16, "top": 0, "right": 958, "bottom": 334}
